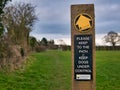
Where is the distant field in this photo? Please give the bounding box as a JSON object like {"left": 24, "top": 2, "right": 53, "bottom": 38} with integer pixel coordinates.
{"left": 0, "top": 50, "right": 120, "bottom": 90}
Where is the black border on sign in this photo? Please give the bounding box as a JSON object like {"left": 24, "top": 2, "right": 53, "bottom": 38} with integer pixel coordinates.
{"left": 74, "top": 34, "right": 93, "bottom": 81}
{"left": 74, "top": 13, "right": 93, "bottom": 33}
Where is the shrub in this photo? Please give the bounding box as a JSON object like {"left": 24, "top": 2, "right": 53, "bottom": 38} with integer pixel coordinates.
{"left": 35, "top": 46, "right": 46, "bottom": 52}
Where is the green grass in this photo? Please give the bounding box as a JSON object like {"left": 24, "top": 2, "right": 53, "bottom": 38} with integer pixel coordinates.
{"left": 96, "top": 51, "right": 120, "bottom": 90}
{"left": 0, "top": 50, "right": 120, "bottom": 90}
{"left": 0, "top": 51, "right": 71, "bottom": 90}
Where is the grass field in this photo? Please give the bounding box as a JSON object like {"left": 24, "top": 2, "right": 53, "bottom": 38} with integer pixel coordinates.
{"left": 0, "top": 50, "right": 120, "bottom": 90}
{"left": 96, "top": 51, "right": 120, "bottom": 90}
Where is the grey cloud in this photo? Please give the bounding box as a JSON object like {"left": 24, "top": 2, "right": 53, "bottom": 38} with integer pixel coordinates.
{"left": 95, "top": 0, "right": 120, "bottom": 4}
{"left": 33, "top": 22, "right": 70, "bottom": 35}
{"left": 12, "top": 0, "right": 120, "bottom": 35}
{"left": 95, "top": 2, "right": 120, "bottom": 34}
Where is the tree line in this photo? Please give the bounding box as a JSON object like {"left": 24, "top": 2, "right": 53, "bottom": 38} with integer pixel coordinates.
{"left": 29, "top": 37, "right": 71, "bottom": 52}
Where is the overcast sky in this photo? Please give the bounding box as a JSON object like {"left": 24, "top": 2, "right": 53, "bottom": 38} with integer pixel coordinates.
{"left": 10, "top": 0, "right": 120, "bottom": 45}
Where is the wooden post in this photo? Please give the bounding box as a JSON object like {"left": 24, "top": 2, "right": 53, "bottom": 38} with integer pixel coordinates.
{"left": 71, "top": 4, "right": 96, "bottom": 90}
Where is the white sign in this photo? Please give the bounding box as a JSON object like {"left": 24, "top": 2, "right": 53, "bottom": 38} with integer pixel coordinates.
{"left": 76, "top": 74, "right": 91, "bottom": 80}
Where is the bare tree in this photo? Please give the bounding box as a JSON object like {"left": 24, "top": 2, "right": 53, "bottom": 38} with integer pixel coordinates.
{"left": 103, "top": 31, "right": 120, "bottom": 46}
{"left": 3, "top": 2, "right": 37, "bottom": 46}
{"left": 48, "top": 40, "right": 54, "bottom": 45}
{"left": 58, "top": 39, "right": 66, "bottom": 46}
{"left": 0, "top": 0, "right": 11, "bottom": 36}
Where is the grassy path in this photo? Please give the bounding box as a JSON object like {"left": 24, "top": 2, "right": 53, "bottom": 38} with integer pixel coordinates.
{"left": 0, "top": 50, "right": 120, "bottom": 90}
{"left": 0, "top": 51, "right": 71, "bottom": 90}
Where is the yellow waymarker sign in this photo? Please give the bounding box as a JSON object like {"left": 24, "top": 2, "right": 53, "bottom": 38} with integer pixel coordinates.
{"left": 74, "top": 13, "right": 92, "bottom": 32}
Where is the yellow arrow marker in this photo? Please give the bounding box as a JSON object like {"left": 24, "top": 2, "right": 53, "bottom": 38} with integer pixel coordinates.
{"left": 75, "top": 14, "right": 92, "bottom": 32}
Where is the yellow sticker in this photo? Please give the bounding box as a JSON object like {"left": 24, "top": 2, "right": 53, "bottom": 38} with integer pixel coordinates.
{"left": 74, "top": 13, "right": 93, "bottom": 33}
